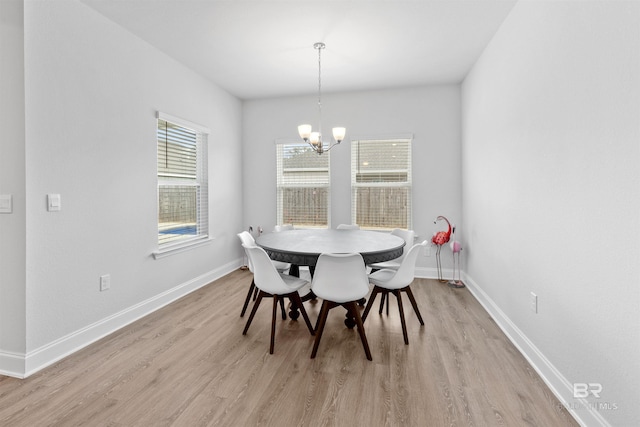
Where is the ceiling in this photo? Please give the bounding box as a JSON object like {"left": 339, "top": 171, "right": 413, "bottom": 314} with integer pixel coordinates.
{"left": 80, "top": 0, "right": 517, "bottom": 100}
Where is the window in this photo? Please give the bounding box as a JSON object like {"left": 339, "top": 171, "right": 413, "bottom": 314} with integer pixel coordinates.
{"left": 157, "top": 112, "right": 209, "bottom": 251}
{"left": 351, "top": 137, "right": 412, "bottom": 230}
{"left": 276, "top": 141, "right": 330, "bottom": 228}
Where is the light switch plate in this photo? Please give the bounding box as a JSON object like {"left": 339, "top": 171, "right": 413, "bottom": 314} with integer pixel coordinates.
{"left": 47, "top": 194, "right": 61, "bottom": 212}
{"left": 0, "top": 194, "right": 12, "bottom": 214}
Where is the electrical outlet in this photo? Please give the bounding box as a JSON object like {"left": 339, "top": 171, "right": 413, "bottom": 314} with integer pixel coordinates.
{"left": 47, "top": 194, "right": 61, "bottom": 212}
{"left": 0, "top": 194, "right": 12, "bottom": 214}
{"left": 530, "top": 292, "right": 537, "bottom": 313}
{"left": 424, "top": 245, "right": 431, "bottom": 257}
{"left": 100, "top": 274, "right": 110, "bottom": 292}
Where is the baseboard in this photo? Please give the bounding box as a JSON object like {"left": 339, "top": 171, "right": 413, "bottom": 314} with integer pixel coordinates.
{"left": 461, "top": 272, "right": 611, "bottom": 427}
{"left": 0, "top": 350, "right": 26, "bottom": 378}
{"left": 414, "top": 266, "right": 452, "bottom": 280}
{"left": 0, "top": 259, "right": 240, "bottom": 379}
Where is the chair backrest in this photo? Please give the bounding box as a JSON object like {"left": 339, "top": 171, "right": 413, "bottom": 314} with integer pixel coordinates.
{"left": 274, "top": 224, "right": 294, "bottom": 232}
{"left": 336, "top": 224, "right": 360, "bottom": 230}
{"left": 390, "top": 228, "right": 415, "bottom": 260}
{"left": 242, "top": 244, "right": 296, "bottom": 295}
{"left": 383, "top": 240, "right": 427, "bottom": 288}
{"left": 311, "top": 253, "right": 369, "bottom": 303}
{"left": 237, "top": 231, "right": 256, "bottom": 247}
{"left": 238, "top": 231, "right": 257, "bottom": 272}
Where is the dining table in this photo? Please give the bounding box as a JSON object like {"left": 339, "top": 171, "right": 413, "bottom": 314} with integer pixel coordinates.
{"left": 255, "top": 228, "right": 405, "bottom": 325}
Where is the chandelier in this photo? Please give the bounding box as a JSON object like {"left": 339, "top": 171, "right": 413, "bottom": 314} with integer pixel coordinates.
{"left": 298, "top": 42, "right": 345, "bottom": 155}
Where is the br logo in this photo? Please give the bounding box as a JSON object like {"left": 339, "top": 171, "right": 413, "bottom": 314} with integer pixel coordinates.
{"left": 573, "top": 383, "right": 602, "bottom": 398}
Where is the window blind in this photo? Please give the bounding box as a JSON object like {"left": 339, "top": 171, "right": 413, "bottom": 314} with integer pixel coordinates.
{"left": 276, "top": 142, "right": 330, "bottom": 228}
{"left": 351, "top": 138, "right": 412, "bottom": 230}
{"left": 157, "top": 115, "right": 208, "bottom": 247}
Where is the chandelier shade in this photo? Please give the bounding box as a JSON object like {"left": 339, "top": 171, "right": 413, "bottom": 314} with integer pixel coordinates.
{"left": 298, "top": 124, "right": 312, "bottom": 140}
{"left": 297, "top": 42, "right": 345, "bottom": 155}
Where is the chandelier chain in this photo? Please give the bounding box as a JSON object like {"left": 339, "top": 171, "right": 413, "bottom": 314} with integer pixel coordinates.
{"left": 317, "top": 43, "right": 323, "bottom": 138}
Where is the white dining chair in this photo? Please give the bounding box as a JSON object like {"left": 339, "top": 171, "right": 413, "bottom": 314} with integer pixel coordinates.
{"left": 368, "top": 228, "right": 416, "bottom": 314}
{"left": 336, "top": 224, "right": 360, "bottom": 230}
{"left": 362, "top": 240, "right": 427, "bottom": 345}
{"left": 310, "top": 253, "right": 372, "bottom": 361}
{"left": 368, "top": 228, "right": 415, "bottom": 272}
{"left": 237, "top": 231, "right": 290, "bottom": 318}
{"left": 241, "top": 244, "right": 315, "bottom": 354}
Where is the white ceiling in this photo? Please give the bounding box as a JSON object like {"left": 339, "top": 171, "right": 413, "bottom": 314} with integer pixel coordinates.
{"left": 80, "top": 0, "right": 517, "bottom": 100}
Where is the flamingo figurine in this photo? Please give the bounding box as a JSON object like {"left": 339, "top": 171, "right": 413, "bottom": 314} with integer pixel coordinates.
{"left": 432, "top": 216, "right": 453, "bottom": 282}
{"left": 448, "top": 238, "right": 465, "bottom": 288}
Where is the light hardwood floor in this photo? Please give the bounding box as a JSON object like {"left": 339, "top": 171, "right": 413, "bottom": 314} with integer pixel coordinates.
{"left": 0, "top": 269, "right": 578, "bottom": 426}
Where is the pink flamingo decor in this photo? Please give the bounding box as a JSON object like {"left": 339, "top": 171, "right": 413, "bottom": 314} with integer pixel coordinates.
{"left": 448, "top": 238, "right": 465, "bottom": 288}
{"left": 432, "top": 216, "right": 453, "bottom": 282}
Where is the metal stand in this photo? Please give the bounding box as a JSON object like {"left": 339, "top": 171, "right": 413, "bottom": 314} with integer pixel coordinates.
{"left": 435, "top": 244, "right": 447, "bottom": 282}
{"left": 448, "top": 243, "right": 465, "bottom": 288}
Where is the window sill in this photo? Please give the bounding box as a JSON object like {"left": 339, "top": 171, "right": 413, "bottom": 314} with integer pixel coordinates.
{"left": 152, "top": 237, "right": 212, "bottom": 259}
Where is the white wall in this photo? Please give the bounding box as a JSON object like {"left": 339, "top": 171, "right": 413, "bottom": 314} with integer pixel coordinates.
{"left": 462, "top": 1, "right": 639, "bottom": 426}
{"left": 0, "top": 0, "right": 243, "bottom": 377}
{"left": 242, "top": 85, "right": 462, "bottom": 274}
{"left": 0, "top": 0, "right": 27, "bottom": 372}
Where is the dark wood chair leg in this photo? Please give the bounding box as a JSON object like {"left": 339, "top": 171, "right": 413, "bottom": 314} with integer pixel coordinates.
{"left": 279, "top": 297, "right": 287, "bottom": 320}
{"left": 377, "top": 290, "right": 390, "bottom": 315}
{"left": 270, "top": 295, "right": 279, "bottom": 354}
{"left": 290, "top": 292, "right": 315, "bottom": 335}
{"left": 394, "top": 290, "right": 409, "bottom": 345}
{"left": 347, "top": 301, "right": 372, "bottom": 361}
{"left": 311, "top": 300, "right": 331, "bottom": 358}
{"left": 240, "top": 279, "right": 255, "bottom": 317}
{"left": 362, "top": 286, "right": 380, "bottom": 323}
{"left": 243, "top": 290, "right": 264, "bottom": 335}
{"left": 404, "top": 286, "right": 424, "bottom": 325}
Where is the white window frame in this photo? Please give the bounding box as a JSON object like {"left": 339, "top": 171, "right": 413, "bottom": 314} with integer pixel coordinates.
{"left": 350, "top": 135, "right": 413, "bottom": 231}
{"left": 154, "top": 112, "right": 210, "bottom": 258}
{"left": 276, "top": 139, "right": 330, "bottom": 228}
